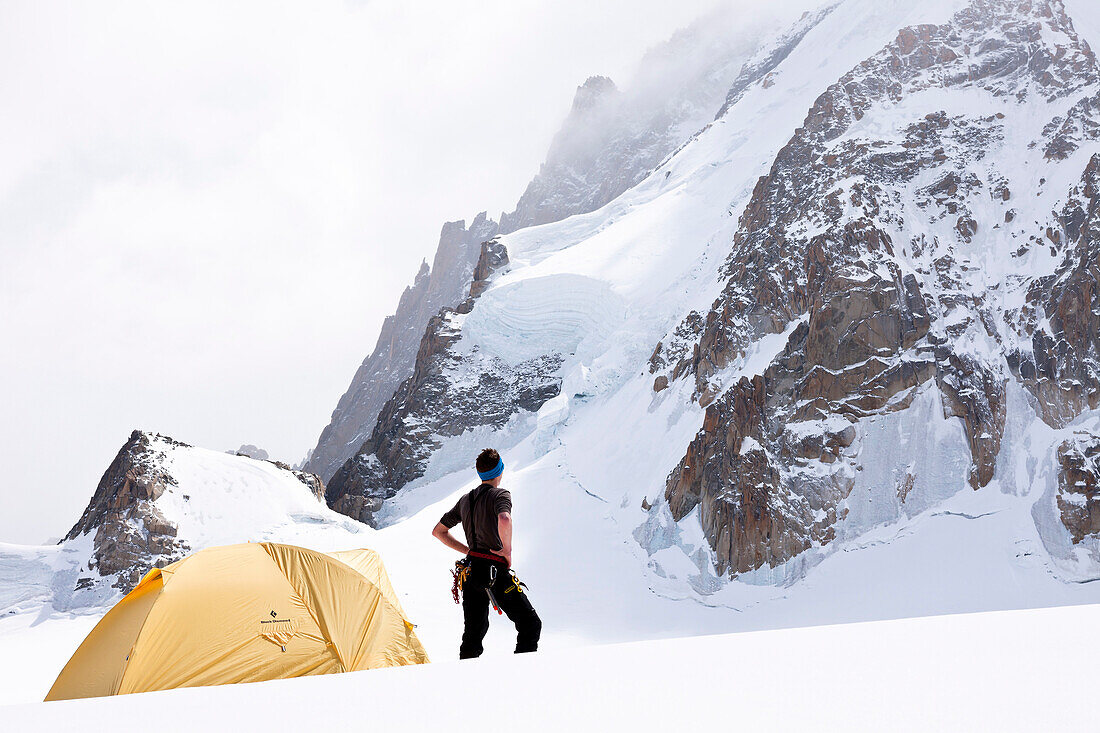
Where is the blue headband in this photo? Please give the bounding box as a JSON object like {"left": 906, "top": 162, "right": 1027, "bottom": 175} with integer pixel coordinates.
{"left": 478, "top": 458, "right": 504, "bottom": 481}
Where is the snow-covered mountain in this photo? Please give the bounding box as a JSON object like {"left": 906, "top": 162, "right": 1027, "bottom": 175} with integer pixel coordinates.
{"left": 6, "top": 0, "right": 1100, "bottom": 709}
{"left": 658, "top": 0, "right": 1100, "bottom": 583}
{"left": 0, "top": 431, "right": 366, "bottom": 614}
{"left": 304, "top": 3, "right": 798, "bottom": 484}
{"left": 323, "top": 0, "right": 1100, "bottom": 594}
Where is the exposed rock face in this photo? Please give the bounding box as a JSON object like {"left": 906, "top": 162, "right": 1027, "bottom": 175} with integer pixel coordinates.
{"left": 307, "top": 213, "right": 498, "bottom": 481}
{"left": 660, "top": 0, "right": 1100, "bottom": 576}
{"left": 1013, "top": 153, "right": 1100, "bottom": 426}
{"left": 62, "top": 431, "right": 330, "bottom": 593}
{"left": 326, "top": 241, "right": 563, "bottom": 525}
{"left": 276, "top": 463, "right": 327, "bottom": 502}
{"left": 1056, "top": 433, "right": 1100, "bottom": 542}
{"left": 64, "top": 431, "right": 190, "bottom": 591}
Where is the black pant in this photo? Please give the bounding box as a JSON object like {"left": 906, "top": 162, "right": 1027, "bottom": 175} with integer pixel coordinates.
{"left": 459, "top": 558, "right": 541, "bottom": 659}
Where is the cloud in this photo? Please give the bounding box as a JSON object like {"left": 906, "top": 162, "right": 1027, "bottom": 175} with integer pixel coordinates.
{"left": 0, "top": 0, "right": 738, "bottom": 542}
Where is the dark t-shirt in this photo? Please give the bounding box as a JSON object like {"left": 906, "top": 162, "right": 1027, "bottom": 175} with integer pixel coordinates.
{"left": 440, "top": 483, "right": 512, "bottom": 554}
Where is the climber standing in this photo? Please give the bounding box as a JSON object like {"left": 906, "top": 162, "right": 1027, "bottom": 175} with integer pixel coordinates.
{"left": 431, "top": 448, "right": 542, "bottom": 658}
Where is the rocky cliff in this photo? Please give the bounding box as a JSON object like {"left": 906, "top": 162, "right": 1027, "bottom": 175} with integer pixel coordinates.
{"left": 306, "top": 213, "right": 498, "bottom": 481}
{"left": 62, "top": 431, "right": 334, "bottom": 593}
{"left": 325, "top": 241, "right": 563, "bottom": 525}
{"left": 63, "top": 431, "right": 190, "bottom": 591}
{"left": 656, "top": 0, "right": 1100, "bottom": 577}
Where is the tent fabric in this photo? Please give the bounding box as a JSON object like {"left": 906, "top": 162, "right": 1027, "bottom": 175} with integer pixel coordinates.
{"left": 43, "top": 571, "right": 165, "bottom": 701}
{"left": 326, "top": 547, "right": 410, "bottom": 621}
{"left": 45, "top": 543, "right": 429, "bottom": 701}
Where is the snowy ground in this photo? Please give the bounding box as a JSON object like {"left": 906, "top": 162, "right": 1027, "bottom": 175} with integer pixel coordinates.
{"left": 4, "top": 603, "right": 1098, "bottom": 732}
{"left": 0, "top": 613, "right": 101, "bottom": 706}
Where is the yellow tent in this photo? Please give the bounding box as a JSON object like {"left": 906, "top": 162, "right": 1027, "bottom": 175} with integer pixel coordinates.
{"left": 45, "top": 542, "right": 429, "bottom": 701}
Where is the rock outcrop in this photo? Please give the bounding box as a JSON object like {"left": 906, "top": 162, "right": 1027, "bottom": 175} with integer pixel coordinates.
{"left": 63, "top": 431, "right": 190, "bottom": 591}
{"left": 326, "top": 241, "right": 562, "bottom": 525}
{"left": 63, "top": 431, "right": 330, "bottom": 593}
{"left": 306, "top": 213, "right": 499, "bottom": 481}
{"left": 1013, "top": 153, "right": 1100, "bottom": 426}
{"left": 1056, "top": 433, "right": 1100, "bottom": 543}
{"left": 232, "top": 444, "right": 269, "bottom": 460}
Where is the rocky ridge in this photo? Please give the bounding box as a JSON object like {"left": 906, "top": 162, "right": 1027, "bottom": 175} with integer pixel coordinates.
{"left": 63, "top": 430, "right": 329, "bottom": 592}
{"left": 499, "top": 7, "right": 768, "bottom": 233}
{"left": 325, "top": 241, "right": 563, "bottom": 525}
{"left": 63, "top": 431, "right": 190, "bottom": 590}
{"left": 307, "top": 213, "right": 498, "bottom": 481}
{"left": 713, "top": 3, "right": 840, "bottom": 120}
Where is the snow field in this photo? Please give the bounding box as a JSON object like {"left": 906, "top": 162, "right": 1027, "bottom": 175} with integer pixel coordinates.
{"left": 156, "top": 440, "right": 367, "bottom": 549}
{"left": 0, "top": 612, "right": 100, "bottom": 707}
{"left": 6, "top": 603, "right": 1099, "bottom": 732}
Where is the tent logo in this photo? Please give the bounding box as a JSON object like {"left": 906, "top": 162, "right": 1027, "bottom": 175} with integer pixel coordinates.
{"left": 270, "top": 610, "right": 278, "bottom": 618}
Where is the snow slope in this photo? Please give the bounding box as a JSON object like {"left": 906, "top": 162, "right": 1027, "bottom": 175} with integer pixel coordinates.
{"left": 153, "top": 441, "right": 366, "bottom": 550}
{"left": 6, "top": 603, "right": 1099, "bottom": 732}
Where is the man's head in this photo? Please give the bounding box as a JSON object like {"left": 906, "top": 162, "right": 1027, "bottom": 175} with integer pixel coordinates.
{"left": 476, "top": 448, "right": 504, "bottom": 486}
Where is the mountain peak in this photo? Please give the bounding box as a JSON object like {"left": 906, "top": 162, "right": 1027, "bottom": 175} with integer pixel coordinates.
{"left": 55, "top": 430, "right": 334, "bottom": 595}
{"left": 569, "top": 75, "right": 619, "bottom": 115}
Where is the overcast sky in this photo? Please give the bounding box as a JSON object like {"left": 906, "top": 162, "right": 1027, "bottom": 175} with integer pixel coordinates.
{"left": 0, "top": 0, "right": 730, "bottom": 543}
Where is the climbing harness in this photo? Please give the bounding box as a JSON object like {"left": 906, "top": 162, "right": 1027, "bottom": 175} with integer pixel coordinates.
{"left": 451, "top": 558, "right": 530, "bottom": 615}
{"left": 467, "top": 550, "right": 509, "bottom": 565}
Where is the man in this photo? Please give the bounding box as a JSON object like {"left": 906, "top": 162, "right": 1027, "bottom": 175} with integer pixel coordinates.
{"left": 432, "top": 448, "right": 542, "bottom": 658}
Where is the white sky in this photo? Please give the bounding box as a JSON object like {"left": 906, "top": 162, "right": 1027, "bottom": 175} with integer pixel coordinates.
{"left": 0, "top": 0, "right": 724, "bottom": 543}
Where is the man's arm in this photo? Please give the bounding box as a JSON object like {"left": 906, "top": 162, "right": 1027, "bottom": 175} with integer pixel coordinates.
{"left": 432, "top": 522, "right": 469, "bottom": 555}
{"left": 494, "top": 511, "right": 512, "bottom": 565}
